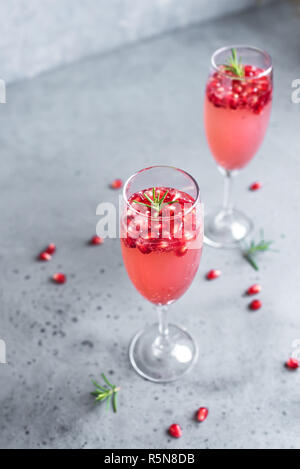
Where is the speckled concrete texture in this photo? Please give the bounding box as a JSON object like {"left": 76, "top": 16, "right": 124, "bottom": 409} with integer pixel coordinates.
{"left": 0, "top": 1, "right": 299, "bottom": 449}
{"left": 1, "top": 0, "right": 274, "bottom": 83}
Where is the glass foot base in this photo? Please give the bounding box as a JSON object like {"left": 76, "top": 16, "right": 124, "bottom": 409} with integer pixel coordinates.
{"left": 129, "top": 324, "right": 198, "bottom": 383}
{"left": 204, "top": 207, "right": 254, "bottom": 249}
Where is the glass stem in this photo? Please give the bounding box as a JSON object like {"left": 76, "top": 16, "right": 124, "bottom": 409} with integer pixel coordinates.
{"left": 157, "top": 305, "right": 170, "bottom": 348}
{"left": 223, "top": 170, "right": 233, "bottom": 214}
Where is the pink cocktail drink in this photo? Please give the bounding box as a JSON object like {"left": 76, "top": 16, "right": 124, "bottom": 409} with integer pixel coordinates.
{"left": 205, "top": 65, "right": 273, "bottom": 171}
{"left": 121, "top": 187, "right": 202, "bottom": 305}
{"left": 121, "top": 166, "right": 202, "bottom": 382}
{"left": 204, "top": 47, "right": 273, "bottom": 249}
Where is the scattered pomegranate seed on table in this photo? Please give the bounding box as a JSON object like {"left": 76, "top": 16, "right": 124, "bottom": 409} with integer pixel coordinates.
{"left": 285, "top": 358, "right": 299, "bottom": 370}
{"left": 249, "top": 182, "right": 262, "bottom": 191}
{"left": 52, "top": 273, "right": 67, "bottom": 285}
{"left": 249, "top": 299, "right": 262, "bottom": 311}
{"left": 110, "top": 179, "right": 123, "bottom": 190}
{"left": 90, "top": 235, "right": 104, "bottom": 245}
{"left": 45, "top": 243, "right": 56, "bottom": 255}
{"left": 247, "top": 284, "right": 261, "bottom": 295}
{"left": 206, "top": 270, "right": 221, "bottom": 280}
{"left": 39, "top": 252, "right": 52, "bottom": 262}
{"left": 197, "top": 407, "right": 209, "bottom": 422}
{"left": 168, "top": 424, "right": 182, "bottom": 439}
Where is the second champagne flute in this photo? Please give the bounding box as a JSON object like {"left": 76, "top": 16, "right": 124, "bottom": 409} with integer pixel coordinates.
{"left": 204, "top": 46, "right": 273, "bottom": 248}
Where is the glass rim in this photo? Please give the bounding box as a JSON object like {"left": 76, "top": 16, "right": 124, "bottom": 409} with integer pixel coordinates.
{"left": 122, "top": 165, "right": 201, "bottom": 220}
{"left": 211, "top": 45, "right": 273, "bottom": 80}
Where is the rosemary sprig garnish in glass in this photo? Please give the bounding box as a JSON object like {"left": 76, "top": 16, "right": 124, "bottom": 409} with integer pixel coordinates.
{"left": 91, "top": 373, "right": 120, "bottom": 413}
{"left": 133, "top": 188, "right": 179, "bottom": 214}
{"left": 243, "top": 230, "right": 274, "bottom": 271}
{"left": 224, "top": 48, "right": 245, "bottom": 78}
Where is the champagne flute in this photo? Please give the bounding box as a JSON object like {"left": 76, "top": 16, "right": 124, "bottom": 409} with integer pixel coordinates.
{"left": 121, "top": 166, "right": 203, "bottom": 382}
{"left": 204, "top": 46, "right": 273, "bottom": 248}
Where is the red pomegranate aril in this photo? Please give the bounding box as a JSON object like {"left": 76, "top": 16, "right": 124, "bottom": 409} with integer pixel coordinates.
{"left": 253, "top": 104, "right": 264, "bottom": 115}
{"left": 52, "top": 273, "right": 66, "bottom": 284}
{"left": 248, "top": 95, "right": 259, "bottom": 108}
{"left": 91, "top": 235, "right": 104, "bottom": 245}
{"left": 124, "top": 236, "right": 136, "bottom": 249}
{"left": 247, "top": 284, "right": 261, "bottom": 295}
{"left": 176, "top": 244, "right": 188, "bottom": 257}
{"left": 46, "top": 243, "right": 56, "bottom": 255}
{"left": 111, "top": 179, "right": 123, "bottom": 190}
{"left": 168, "top": 424, "right": 182, "bottom": 439}
{"left": 249, "top": 299, "right": 262, "bottom": 311}
{"left": 250, "top": 182, "right": 262, "bottom": 191}
{"left": 126, "top": 215, "right": 134, "bottom": 226}
{"left": 137, "top": 241, "right": 151, "bottom": 255}
{"left": 132, "top": 195, "right": 143, "bottom": 204}
{"left": 233, "top": 83, "right": 243, "bottom": 94}
{"left": 197, "top": 407, "right": 209, "bottom": 423}
{"left": 286, "top": 358, "right": 299, "bottom": 370}
{"left": 206, "top": 270, "right": 221, "bottom": 280}
{"left": 228, "top": 92, "right": 239, "bottom": 109}
{"left": 39, "top": 252, "right": 52, "bottom": 262}
{"left": 260, "top": 81, "right": 270, "bottom": 92}
{"left": 245, "top": 65, "right": 260, "bottom": 78}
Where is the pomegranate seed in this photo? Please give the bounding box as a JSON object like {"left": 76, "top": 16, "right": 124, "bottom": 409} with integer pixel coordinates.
{"left": 286, "top": 358, "right": 299, "bottom": 370}
{"left": 123, "top": 237, "right": 136, "bottom": 249}
{"left": 206, "top": 270, "right": 221, "bottom": 280}
{"left": 52, "top": 273, "right": 66, "bottom": 285}
{"left": 247, "top": 284, "right": 261, "bottom": 295}
{"left": 137, "top": 241, "right": 151, "bottom": 255}
{"left": 110, "top": 179, "right": 123, "bottom": 190}
{"left": 39, "top": 252, "right": 52, "bottom": 262}
{"left": 45, "top": 243, "right": 56, "bottom": 255}
{"left": 168, "top": 424, "right": 182, "bottom": 439}
{"left": 250, "top": 182, "right": 262, "bottom": 191}
{"left": 197, "top": 407, "right": 209, "bottom": 422}
{"left": 249, "top": 299, "right": 262, "bottom": 311}
{"left": 176, "top": 245, "right": 188, "bottom": 257}
{"left": 90, "top": 236, "right": 104, "bottom": 245}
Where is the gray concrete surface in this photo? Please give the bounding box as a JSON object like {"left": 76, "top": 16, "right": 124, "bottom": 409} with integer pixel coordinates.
{"left": 0, "top": 1, "right": 299, "bottom": 449}
{"left": 1, "top": 0, "right": 275, "bottom": 83}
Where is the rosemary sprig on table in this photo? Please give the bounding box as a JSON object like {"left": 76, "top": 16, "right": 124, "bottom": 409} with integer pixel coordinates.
{"left": 224, "top": 48, "right": 245, "bottom": 78}
{"left": 243, "top": 231, "right": 274, "bottom": 271}
{"left": 133, "top": 188, "right": 179, "bottom": 213}
{"left": 91, "top": 373, "right": 120, "bottom": 413}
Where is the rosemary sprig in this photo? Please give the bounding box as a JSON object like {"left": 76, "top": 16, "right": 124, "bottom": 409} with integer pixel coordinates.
{"left": 243, "top": 231, "right": 274, "bottom": 271}
{"left": 133, "top": 188, "right": 179, "bottom": 213}
{"left": 224, "top": 48, "right": 245, "bottom": 78}
{"left": 91, "top": 373, "right": 120, "bottom": 413}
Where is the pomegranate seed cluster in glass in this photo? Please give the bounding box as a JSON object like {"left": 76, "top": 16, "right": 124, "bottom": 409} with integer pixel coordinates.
{"left": 206, "top": 65, "right": 272, "bottom": 114}
{"left": 121, "top": 187, "right": 203, "bottom": 305}
{"left": 205, "top": 62, "right": 273, "bottom": 171}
